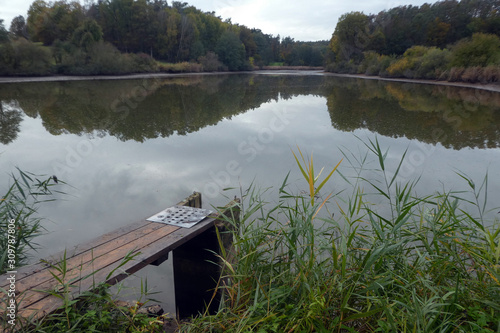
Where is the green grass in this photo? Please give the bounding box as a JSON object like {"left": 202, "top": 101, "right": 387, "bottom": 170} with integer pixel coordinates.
{"left": 0, "top": 170, "right": 167, "bottom": 332}
{"left": 22, "top": 251, "right": 166, "bottom": 332}
{"left": 0, "top": 169, "right": 63, "bottom": 274}
{"left": 184, "top": 138, "right": 500, "bottom": 332}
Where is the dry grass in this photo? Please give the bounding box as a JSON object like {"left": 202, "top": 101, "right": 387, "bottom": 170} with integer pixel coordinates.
{"left": 157, "top": 62, "right": 203, "bottom": 73}
{"left": 447, "top": 67, "right": 465, "bottom": 82}
{"left": 480, "top": 65, "right": 500, "bottom": 84}
{"left": 447, "top": 66, "right": 500, "bottom": 84}
{"left": 260, "top": 66, "right": 324, "bottom": 70}
{"left": 461, "top": 66, "right": 483, "bottom": 83}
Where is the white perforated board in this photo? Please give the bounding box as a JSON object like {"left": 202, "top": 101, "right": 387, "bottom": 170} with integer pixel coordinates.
{"left": 146, "top": 205, "right": 213, "bottom": 228}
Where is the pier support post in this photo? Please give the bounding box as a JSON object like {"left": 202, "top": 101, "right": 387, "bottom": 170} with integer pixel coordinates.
{"left": 173, "top": 197, "right": 240, "bottom": 318}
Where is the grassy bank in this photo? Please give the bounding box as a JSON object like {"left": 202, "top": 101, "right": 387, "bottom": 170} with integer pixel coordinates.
{"left": 260, "top": 66, "right": 324, "bottom": 70}
{"left": 327, "top": 33, "right": 500, "bottom": 85}
{"left": 184, "top": 140, "right": 500, "bottom": 332}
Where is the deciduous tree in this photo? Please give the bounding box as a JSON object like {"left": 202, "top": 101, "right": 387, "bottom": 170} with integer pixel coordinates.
{"left": 72, "top": 19, "right": 103, "bottom": 51}
{"left": 216, "top": 31, "right": 246, "bottom": 70}
{"left": 9, "top": 16, "right": 27, "bottom": 39}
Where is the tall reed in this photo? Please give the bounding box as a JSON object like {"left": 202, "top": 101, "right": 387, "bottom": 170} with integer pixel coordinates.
{"left": 0, "top": 169, "right": 62, "bottom": 274}
{"left": 1, "top": 170, "right": 166, "bottom": 332}
{"left": 185, "top": 139, "right": 500, "bottom": 332}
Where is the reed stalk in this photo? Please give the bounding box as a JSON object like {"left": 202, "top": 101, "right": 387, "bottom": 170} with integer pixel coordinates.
{"left": 186, "top": 140, "right": 500, "bottom": 332}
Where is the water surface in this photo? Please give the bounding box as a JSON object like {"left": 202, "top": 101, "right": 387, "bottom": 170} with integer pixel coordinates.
{"left": 1, "top": 73, "right": 499, "bottom": 311}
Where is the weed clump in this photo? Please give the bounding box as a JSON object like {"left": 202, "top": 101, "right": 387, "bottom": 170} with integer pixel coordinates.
{"left": 186, "top": 139, "right": 500, "bottom": 332}
{"left": 0, "top": 169, "right": 61, "bottom": 273}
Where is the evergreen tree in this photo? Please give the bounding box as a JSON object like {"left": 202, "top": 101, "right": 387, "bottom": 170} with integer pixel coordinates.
{"left": 9, "top": 16, "right": 27, "bottom": 39}
{"left": 0, "top": 20, "right": 9, "bottom": 43}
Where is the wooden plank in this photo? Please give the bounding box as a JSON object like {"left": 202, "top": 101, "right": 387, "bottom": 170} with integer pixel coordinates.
{"left": 1, "top": 192, "right": 201, "bottom": 288}
{"left": 0, "top": 192, "right": 201, "bottom": 288}
{"left": 19, "top": 216, "right": 219, "bottom": 320}
{"left": 173, "top": 228, "right": 219, "bottom": 317}
{"left": 0, "top": 192, "right": 240, "bottom": 324}
{"left": 0, "top": 193, "right": 203, "bottom": 319}
{"left": 1, "top": 192, "right": 201, "bottom": 292}
{"left": 173, "top": 198, "right": 241, "bottom": 317}
{"left": 16, "top": 209, "right": 215, "bottom": 319}
{"left": 14, "top": 223, "right": 180, "bottom": 313}
{"left": 7, "top": 221, "right": 172, "bottom": 299}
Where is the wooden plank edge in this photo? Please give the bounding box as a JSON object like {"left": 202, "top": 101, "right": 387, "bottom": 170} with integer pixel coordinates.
{"left": 0, "top": 192, "right": 202, "bottom": 287}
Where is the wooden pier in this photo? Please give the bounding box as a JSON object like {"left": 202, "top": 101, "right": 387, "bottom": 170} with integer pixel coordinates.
{"left": 0, "top": 192, "right": 239, "bottom": 326}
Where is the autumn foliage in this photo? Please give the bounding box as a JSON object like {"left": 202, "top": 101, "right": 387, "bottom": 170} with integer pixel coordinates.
{"left": 326, "top": 0, "right": 500, "bottom": 84}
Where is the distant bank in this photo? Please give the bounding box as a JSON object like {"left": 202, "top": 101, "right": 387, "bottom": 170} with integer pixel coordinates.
{"left": 1, "top": 69, "right": 499, "bottom": 93}
{"left": 0, "top": 67, "right": 323, "bottom": 84}
{"left": 324, "top": 72, "right": 500, "bottom": 93}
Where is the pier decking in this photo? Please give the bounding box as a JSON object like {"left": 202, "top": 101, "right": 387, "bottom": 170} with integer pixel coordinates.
{"left": 0, "top": 192, "right": 239, "bottom": 326}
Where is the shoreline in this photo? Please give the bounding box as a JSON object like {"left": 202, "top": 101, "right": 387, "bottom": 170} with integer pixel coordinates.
{"left": 0, "top": 71, "right": 246, "bottom": 84}
{"left": 323, "top": 72, "right": 500, "bottom": 93}
{"left": 0, "top": 70, "right": 499, "bottom": 92}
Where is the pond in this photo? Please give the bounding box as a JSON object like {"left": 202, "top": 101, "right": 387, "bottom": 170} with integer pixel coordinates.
{"left": 1, "top": 72, "right": 500, "bottom": 312}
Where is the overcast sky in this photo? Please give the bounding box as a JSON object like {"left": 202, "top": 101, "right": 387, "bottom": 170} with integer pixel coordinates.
{"left": 1, "top": 0, "right": 431, "bottom": 41}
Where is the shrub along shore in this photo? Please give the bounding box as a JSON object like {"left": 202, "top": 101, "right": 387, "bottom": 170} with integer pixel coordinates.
{"left": 325, "top": 0, "right": 500, "bottom": 86}
{"left": 326, "top": 33, "right": 500, "bottom": 86}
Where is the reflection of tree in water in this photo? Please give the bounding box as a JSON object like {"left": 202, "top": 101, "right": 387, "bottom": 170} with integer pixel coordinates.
{"left": 325, "top": 78, "right": 500, "bottom": 149}
{"left": 2, "top": 75, "right": 500, "bottom": 149}
{"left": 0, "top": 75, "right": 330, "bottom": 142}
{"left": 0, "top": 100, "right": 23, "bottom": 145}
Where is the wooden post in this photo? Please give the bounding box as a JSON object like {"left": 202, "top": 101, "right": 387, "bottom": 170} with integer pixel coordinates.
{"left": 173, "top": 196, "right": 240, "bottom": 318}
{"left": 213, "top": 198, "right": 241, "bottom": 311}
{"left": 214, "top": 198, "right": 241, "bottom": 271}
{"left": 176, "top": 191, "right": 202, "bottom": 209}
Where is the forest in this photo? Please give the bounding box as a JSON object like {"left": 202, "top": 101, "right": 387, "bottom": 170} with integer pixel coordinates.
{"left": 0, "top": 0, "right": 499, "bottom": 81}
{"left": 326, "top": 0, "right": 500, "bottom": 83}
{"left": 0, "top": 0, "right": 326, "bottom": 75}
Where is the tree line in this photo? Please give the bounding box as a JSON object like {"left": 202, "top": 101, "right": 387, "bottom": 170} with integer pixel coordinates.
{"left": 1, "top": 0, "right": 499, "bottom": 80}
{"left": 0, "top": 0, "right": 327, "bottom": 76}
{"left": 326, "top": 0, "right": 500, "bottom": 83}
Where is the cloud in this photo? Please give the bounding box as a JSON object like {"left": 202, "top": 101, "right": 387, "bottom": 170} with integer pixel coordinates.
{"left": 213, "top": 0, "right": 337, "bottom": 40}
{"left": 1, "top": 0, "right": 28, "bottom": 27}
{"left": 1, "top": 0, "right": 431, "bottom": 41}
{"left": 198, "top": 0, "right": 430, "bottom": 40}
